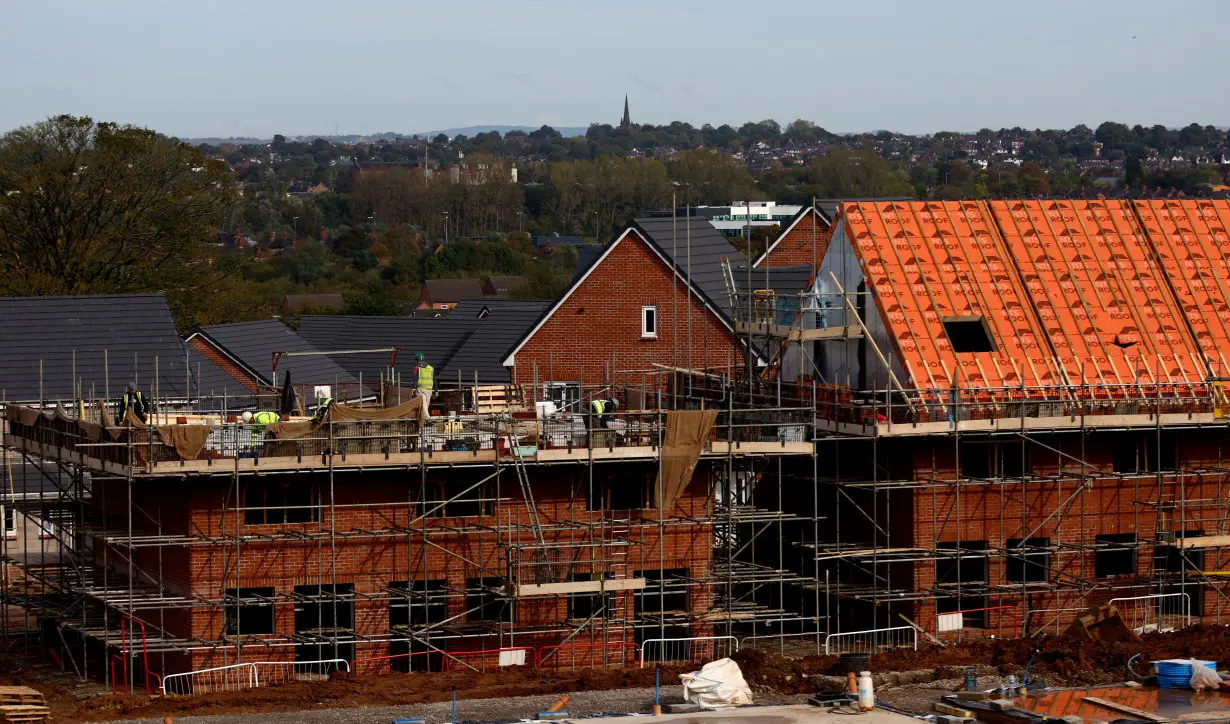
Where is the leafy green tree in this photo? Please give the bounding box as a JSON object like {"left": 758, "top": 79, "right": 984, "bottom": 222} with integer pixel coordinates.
{"left": 342, "top": 288, "right": 405, "bottom": 316}
{"left": 807, "top": 148, "right": 913, "bottom": 197}
{"left": 281, "top": 239, "right": 335, "bottom": 284}
{"left": 0, "top": 115, "right": 235, "bottom": 326}
{"left": 1124, "top": 156, "right": 1145, "bottom": 188}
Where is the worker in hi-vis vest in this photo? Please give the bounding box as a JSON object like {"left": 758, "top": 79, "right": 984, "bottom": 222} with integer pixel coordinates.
{"left": 241, "top": 410, "right": 281, "bottom": 452}
{"left": 121, "top": 382, "right": 150, "bottom": 424}
{"left": 413, "top": 352, "right": 434, "bottom": 410}
{"left": 588, "top": 397, "right": 618, "bottom": 432}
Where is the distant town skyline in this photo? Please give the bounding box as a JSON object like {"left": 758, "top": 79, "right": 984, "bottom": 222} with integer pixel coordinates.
{"left": 2, "top": 0, "right": 1228, "bottom": 138}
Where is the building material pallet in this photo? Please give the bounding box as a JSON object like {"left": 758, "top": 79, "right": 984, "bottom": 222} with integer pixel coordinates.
{"left": 0, "top": 688, "right": 44, "bottom": 706}
{"left": 0, "top": 704, "right": 51, "bottom": 722}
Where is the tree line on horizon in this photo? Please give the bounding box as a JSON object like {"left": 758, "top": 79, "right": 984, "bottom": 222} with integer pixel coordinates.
{"left": 1, "top": 115, "right": 1227, "bottom": 332}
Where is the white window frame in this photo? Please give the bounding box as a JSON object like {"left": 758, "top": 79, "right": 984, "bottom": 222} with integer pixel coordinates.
{"left": 2, "top": 506, "right": 15, "bottom": 539}
{"left": 641, "top": 305, "right": 658, "bottom": 339}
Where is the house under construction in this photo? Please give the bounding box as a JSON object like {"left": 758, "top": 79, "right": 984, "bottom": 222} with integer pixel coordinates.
{"left": 3, "top": 198, "right": 1230, "bottom": 696}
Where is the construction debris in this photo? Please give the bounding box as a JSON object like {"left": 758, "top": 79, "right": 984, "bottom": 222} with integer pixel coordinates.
{"left": 680, "top": 659, "right": 753, "bottom": 709}
{"left": 1064, "top": 604, "right": 1142, "bottom": 644}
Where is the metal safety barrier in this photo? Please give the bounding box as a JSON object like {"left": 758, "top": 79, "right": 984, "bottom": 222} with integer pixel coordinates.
{"left": 738, "top": 631, "right": 826, "bottom": 656}
{"left": 639, "top": 636, "right": 739, "bottom": 668}
{"left": 161, "top": 663, "right": 257, "bottom": 696}
{"left": 1110, "top": 593, "right": 1192, "bottom": 632}
{"left": 824, "top": 626, "right": 917, "bottom": 655}
{"left": 252, "top": 658, "right": 350, "bottom": 686}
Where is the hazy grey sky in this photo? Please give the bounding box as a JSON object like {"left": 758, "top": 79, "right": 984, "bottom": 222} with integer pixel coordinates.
{"left": 2, "top": 0, "right": 1226, "bottom": 137}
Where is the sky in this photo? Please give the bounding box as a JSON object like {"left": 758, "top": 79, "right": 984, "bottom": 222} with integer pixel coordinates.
{"left": 2, "top": 0, "right": 1227, "bottom": 138}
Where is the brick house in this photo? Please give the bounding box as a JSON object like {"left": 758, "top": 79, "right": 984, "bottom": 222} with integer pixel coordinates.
{"left": 801, "top": 198, "right": 1230, "bottom": 638}
{"left": 752, "top": 205, "right": 831, "bottom": 268}
{"left": 502, "top": 218, "right": 755, "bottom": 390}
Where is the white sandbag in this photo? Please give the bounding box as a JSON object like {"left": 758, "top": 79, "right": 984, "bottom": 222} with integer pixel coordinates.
{"left": 679, "top": 658, "right": 753, "bottom": 709}
{"left": 1190, "top": 659, "right": 1222, "bottom": 691}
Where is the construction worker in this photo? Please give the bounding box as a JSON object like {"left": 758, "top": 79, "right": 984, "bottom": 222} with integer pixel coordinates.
{"left": 121, "top": 382, "right": 149, "bottom": 423}
{"left": 413, "top": 353, "right": 434, "bottom": 409}
{"left": 240, "top": 410, "right": 281, "bottom": 453}
{"left": 311, "top": 397, "right": 334, "bottom": 424}
{"left": 588, "top": 398, "right": 618, "bottom": 430}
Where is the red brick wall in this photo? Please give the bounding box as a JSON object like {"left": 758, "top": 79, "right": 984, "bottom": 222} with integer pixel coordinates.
{"left": 906, "top": 431, "right": 1230, "bottom": 638}
{"left": 168, "top": 463, "right": 714, "bottom": 673}
{"left": 187, "top": 337, "right": 260, "bottom": 392}
{"left": 511, "top": 231, "right": 743, "bottom": 385}
{"left": 756, "top": 210, "right": 829, "bottom": 268}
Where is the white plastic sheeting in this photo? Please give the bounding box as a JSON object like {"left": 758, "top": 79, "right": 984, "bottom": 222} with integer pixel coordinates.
{"left": 680, "top": 658, "right": 753, "bottom": 709}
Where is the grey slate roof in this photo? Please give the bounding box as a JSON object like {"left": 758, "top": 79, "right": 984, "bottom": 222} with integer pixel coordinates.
{"left": 632, "top": 216, "right": 752, "bottom": 321}
{"left": 421, "top": 279, "right": 483, "bottom": 305}
{"left": 0, "top": 294, "right": 192, "bottom": 402}
{"left": 736, "top": 264, "right": 814, "bottom": 297}
{"left": 295, "top": 299, "right": 550, "bottom": 386}
{"left": 191, "top": 320, "right": 356, "bottom": 387}
{"left": 444, "top": 300, "right": 553, "bottom": 384}
{"left": 296, "top": 315, "right": 478, "bottom": 382}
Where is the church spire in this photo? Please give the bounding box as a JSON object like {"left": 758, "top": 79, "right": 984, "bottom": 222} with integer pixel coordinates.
{"left": 621, "top": 94, "right": 631, "bottom": 128}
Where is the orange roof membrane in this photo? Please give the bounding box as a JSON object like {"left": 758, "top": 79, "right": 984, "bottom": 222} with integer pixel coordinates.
{"left": 842, "top": 201, "right": 1054, "bottom": 390}
{"left": 837, "top": 199, "right": 1230, "bottom": 392}
{"left": 991, "top": 199, "right": 1202, "bottom": 387}
{"left": 1134, "top": 199, "right": 1230, "bottom": 378}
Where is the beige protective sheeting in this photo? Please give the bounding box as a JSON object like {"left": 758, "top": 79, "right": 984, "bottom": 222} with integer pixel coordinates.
{"left": 8, "top": 406, "right": 43, "bottom": 426}
{"left": 265, "top": 420, "right": 318, "bottom": 441}
{"left": 122, "top": 408, "right": 213, "bottom": 462}
{"left": 155, "top": 424, "right": 213, "bottom": 461}
{"left": 329, "top": 398, "right": 425, "bottom": 424}
{"left": 654, "top": 409, "right": 718, "bottom": 511}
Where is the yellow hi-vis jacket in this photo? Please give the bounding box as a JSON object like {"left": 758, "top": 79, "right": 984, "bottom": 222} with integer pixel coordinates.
{"left": 416, "top": 364, "right": 434, "bottom": 391}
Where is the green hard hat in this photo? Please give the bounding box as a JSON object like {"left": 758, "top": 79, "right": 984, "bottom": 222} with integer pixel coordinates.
{"left": 415, "top": 352, "right": 425, "bottom": 361}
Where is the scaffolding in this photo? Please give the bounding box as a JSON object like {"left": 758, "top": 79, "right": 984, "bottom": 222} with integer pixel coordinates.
{"left": 723, "top": 248, "right": 1230, "bottom": 647}
{"left": 0, "top": 365, "right": 822, "bottom": 694}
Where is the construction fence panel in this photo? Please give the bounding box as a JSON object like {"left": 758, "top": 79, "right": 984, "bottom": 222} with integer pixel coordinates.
{"left": 1110, "top": 593, "right": 1192, "bottom": 633}
{"left": 738, "top": 631, "right": 826, "bottom": 657}
{"left": 161, "top": 663, "right": 257, "bottom": 697}
{"left": 639, "top": 636, "right": 739, "bottom": 668}
{"left": 252, "top": 658, "right": 350, "bottom": 686}
{"left": 824, "top": 626, "right": 917, "bottom": 656}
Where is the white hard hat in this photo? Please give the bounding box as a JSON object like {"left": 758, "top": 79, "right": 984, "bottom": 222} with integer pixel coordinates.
{"left": 240, "top": 411, "right": 253, "bottom": 423}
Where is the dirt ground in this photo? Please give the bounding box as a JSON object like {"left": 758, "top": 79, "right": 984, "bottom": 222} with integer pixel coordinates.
{"left": 4, "top": 626, "right": 1227, "bottom": 722}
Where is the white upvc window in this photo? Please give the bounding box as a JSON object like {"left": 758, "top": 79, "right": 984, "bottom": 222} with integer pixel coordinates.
{"left": 2, "top": 507, "right": 16, "bottom": 539}
{"left": 641, "top": 306, "right": 658, "bottom": 338}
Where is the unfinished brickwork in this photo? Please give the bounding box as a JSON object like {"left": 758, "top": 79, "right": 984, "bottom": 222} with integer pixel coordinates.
{"left": 510, "top": 232, "right": 743, "bottom": 386}
{"left": 755, "top": 208, "right": 830, "bottom": 268}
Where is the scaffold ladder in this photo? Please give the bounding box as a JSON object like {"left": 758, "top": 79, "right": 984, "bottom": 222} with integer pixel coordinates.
{"left": 509, "top": 433, "right": 552, "bottom": 580}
